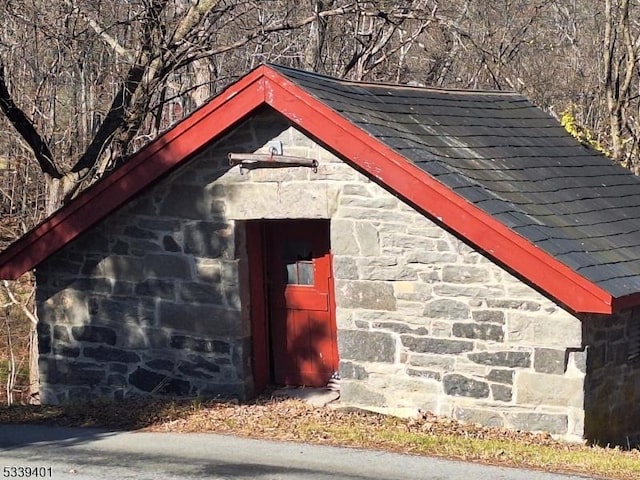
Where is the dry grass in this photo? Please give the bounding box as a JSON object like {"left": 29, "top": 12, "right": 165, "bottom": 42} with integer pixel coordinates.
{"left": 1, "top": 396, "right": 639, "bottom": 479}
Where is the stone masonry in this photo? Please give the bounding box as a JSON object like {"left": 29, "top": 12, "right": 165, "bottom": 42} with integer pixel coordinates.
{"left": 582, "top": 311, "right": 640, "bottom": 446}
{"left": 34, "top": 109, "right": 637, "bottom": 442}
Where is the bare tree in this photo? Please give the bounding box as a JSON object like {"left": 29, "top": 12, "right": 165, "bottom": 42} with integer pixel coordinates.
{"left": 0, "top": 0, "right": 233, "bottom": 212}
{"left": 603, "top": 0, "right": 640, "bottom": 168}
{"left": 3, "top": 0, "right": 640, "bottom": 404}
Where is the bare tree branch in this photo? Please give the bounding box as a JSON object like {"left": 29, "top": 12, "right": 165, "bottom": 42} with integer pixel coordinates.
{"left": 2, "top": 281, "right": 37, "bottom": 326}
{"left": 0, "top": 61, "right": 61, "bottom": 179}
{"left": 176, "top": 5, "right": 356, "bottom": 68}
{"left": 63, "top": 0, "right": 134, "bottom": 62}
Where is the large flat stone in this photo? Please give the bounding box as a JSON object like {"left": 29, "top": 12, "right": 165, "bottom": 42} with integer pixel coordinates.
{"left": 338, "top": 330, "right": 396, "bottom": 363}
{"left": 159, "top": 184, "right": 211, "bottom": 219}
{"left": 40, "top": 290, "right": 91, "bottom": 325}
{"left": 333, "top": 256, "right": 359, "bottom": 280}
{"left": 95, "top": 255, "right": 146, "bottom": 282}
{"left": 354, "top": 221, "right": 379, "bottom": 256}
{"left": 442, "top": 265, "right": 490, "bottom": 283}
{"left": 183, "top": 221, "right": 233, "bottom": 258}
{"left": 432, "top": 284, "right": 504, "bottom": 299}
{"left": 83, "top": 345, "right": 141, "bottom": 363}
{"left": 370, "top": 321, "right": 428, "bottom": 335}
{"left": 504, "top": 412, "right": 568, "bottom": 435}
{"left": 144, "top": 254, "right": 192, "bottom": 280}
{"left": 443, "top": 374, "right": 489, "bottom": 398}
{"left": 331, "top": 220, "right": 359, "bottom": 255}
{"left": 383, "top": 233, "right": 436, "bottom": 250}
{"left": 406, "top": 251, "right": 459, "bottom": 264}
{"left": 507, "top": 311, "right": 582, "bottom": 348}
{"left": 407, "top": 354, "right": 455, "bottom": 371}
{"left": 90, "top": 298, "right": 155, "bottom": 325}
{"left": 159, "top": 301, "right": 243, "bottom": 336}
{"left": 339, "top": 361, "right": 369, "bottom": 380}
{"left": 135, "top": 279, "right": 176, "bottom": 299}
{"left": 423, "top": 299, "right": 470, "bottom": 320}
{"left": 486, "top": 369, "right": 514, "bottom": 384}
{"left": 71, "top": 325, "right": 117, "bottom": 345}
{"left": 123, "top": 225, "right": 158, "bottom": 240}
{"left": 339, "top": 381, "right": 387, "bottom": 407}
{"left": 401, "top": 335, "right": 473, "bottom": 355}
{"left": 360, "top": 265, "right": 418, "bottom": 281}
{"left": 179, "top": 282, "right": 226, "bottom": 305}
{"left": 467, "top": 350, "right": 531, "bottom": 368}
{"left": 39, "top": 359, "right": 105, "bottom": 386}
{"left": 516, "top": 372, "right": 584, "bottom": 408}
{"left": 170, "top": 335, "right": 231, "bottom": 354}
{"left": 129, "top": 367, "right": 190, "bottom": 395}
{"left": 455, "top": 407, "right": 504, "bottom": 427}
{"left": 452, "top": 322, "right": 504, "bottom": 342}
{"left": 534, "top": 348, "right": 566, "bottom": 374}
{"left": 472, "top": 310, "right": 505, "bottom": 324}
{"left": 224, "top": 183, "right": 330, "bottom": 219}
{"left": 335, "top": 280, "right": 397, "bottom": 311}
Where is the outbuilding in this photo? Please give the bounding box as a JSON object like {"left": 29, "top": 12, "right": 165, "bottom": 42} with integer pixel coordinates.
{"left": 1, "top": 65, "right": 639, "bottom": 445}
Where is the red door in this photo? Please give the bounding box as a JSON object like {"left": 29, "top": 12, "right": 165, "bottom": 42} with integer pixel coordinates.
{"left": 264, "top": 220, "right": 338, "bottom": 387}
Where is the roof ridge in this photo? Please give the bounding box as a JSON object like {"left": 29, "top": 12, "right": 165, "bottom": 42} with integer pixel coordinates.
{"left": 266, "top": 63, "right": 522, "bottom": 96}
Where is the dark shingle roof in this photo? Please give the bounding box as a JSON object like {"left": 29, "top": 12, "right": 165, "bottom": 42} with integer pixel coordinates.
{"left": 272, "top": 65, "right": 640, "bottom": 298}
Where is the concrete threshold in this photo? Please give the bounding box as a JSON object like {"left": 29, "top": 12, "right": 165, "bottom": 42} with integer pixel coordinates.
{"left": 271, "top": 386, "right": 340, "bottom": 408}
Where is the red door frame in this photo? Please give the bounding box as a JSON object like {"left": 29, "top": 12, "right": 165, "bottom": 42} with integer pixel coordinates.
{"left": 247, "top": 219, "right": 338, "bottom": 394}
{"left": 247, "top": 221, "right": 269, "bottom": 394}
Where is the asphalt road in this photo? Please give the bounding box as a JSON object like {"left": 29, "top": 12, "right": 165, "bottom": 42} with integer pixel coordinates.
{"left": 0, "top": 425, "right": 596, "bottom": 480}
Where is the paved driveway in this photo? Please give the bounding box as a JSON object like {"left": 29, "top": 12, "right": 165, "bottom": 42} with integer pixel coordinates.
{"left": 0, "top": 425, "right": 596, "bottom": 479}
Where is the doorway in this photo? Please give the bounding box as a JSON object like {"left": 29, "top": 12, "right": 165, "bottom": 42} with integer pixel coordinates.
{"left": 248, "top": 220, "right": 338, "bottom": 392}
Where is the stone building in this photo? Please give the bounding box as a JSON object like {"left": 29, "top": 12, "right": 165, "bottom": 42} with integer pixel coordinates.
{"left": 1, "top": 65, "right": 639, "bottom": 445}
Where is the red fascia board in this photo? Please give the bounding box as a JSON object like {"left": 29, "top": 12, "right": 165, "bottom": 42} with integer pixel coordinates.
{"left": 262, "top": 70, "right": 616, "bottom": 314}
{"left": 0, "top": 66, "right": 271, "bottom": 280}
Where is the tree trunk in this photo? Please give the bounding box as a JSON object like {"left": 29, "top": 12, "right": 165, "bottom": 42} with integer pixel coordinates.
{"left": 28, "top": 325, "right": 39, "bottom": 404}
{"left": 603, "top": 0, "right": 636, "bottom": 163}
{"left": 304, "top": 1, "right": 334, "bottom": 72}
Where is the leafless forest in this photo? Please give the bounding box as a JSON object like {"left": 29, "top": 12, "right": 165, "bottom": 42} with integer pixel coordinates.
{"left": 0, "top": 0, "right": 639, "bottom": 403}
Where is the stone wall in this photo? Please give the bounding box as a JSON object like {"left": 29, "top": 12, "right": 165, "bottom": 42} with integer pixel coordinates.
{"left": 217, "top": 111, "right": 587, "bottom": 440}
{"left": 36, "top": 109, "right": 591, "bottom": 440}
{"left": 324, "top": 172, "right": 587, "bottom": 440}
{"left": 582, "top": 309, "right": 640, "bottom": 446}
{"left": 34, "top": 113, "right": 290, "bottom": 403}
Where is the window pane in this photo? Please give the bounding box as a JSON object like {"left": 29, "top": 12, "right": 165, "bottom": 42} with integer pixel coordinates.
{"left": 297, "top": 261, "right": 314, "bottom": 285}
{"left": 282, "top": 240, "right": 314, "bottom": 285}
{"left": 285, "top": 263, "right": 299, "bottom": 284}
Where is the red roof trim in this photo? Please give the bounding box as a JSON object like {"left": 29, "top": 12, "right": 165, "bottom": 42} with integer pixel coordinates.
{"left": 261, "top": 68, "right": 615, "bottom": 314}
{"left": 0, "top": 66, "right": 269, "bottom": 280}
{"left": 0, "top": 64, "right": 622, "bottom": 313}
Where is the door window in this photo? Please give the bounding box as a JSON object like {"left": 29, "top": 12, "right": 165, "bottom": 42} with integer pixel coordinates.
{"left": 282, "top": 240, "right": 314, "bottom": 285}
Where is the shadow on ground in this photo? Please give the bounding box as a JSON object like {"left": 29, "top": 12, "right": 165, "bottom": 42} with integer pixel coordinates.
{"left": 0, "top": 424, "right": 118, "bottom": 449}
